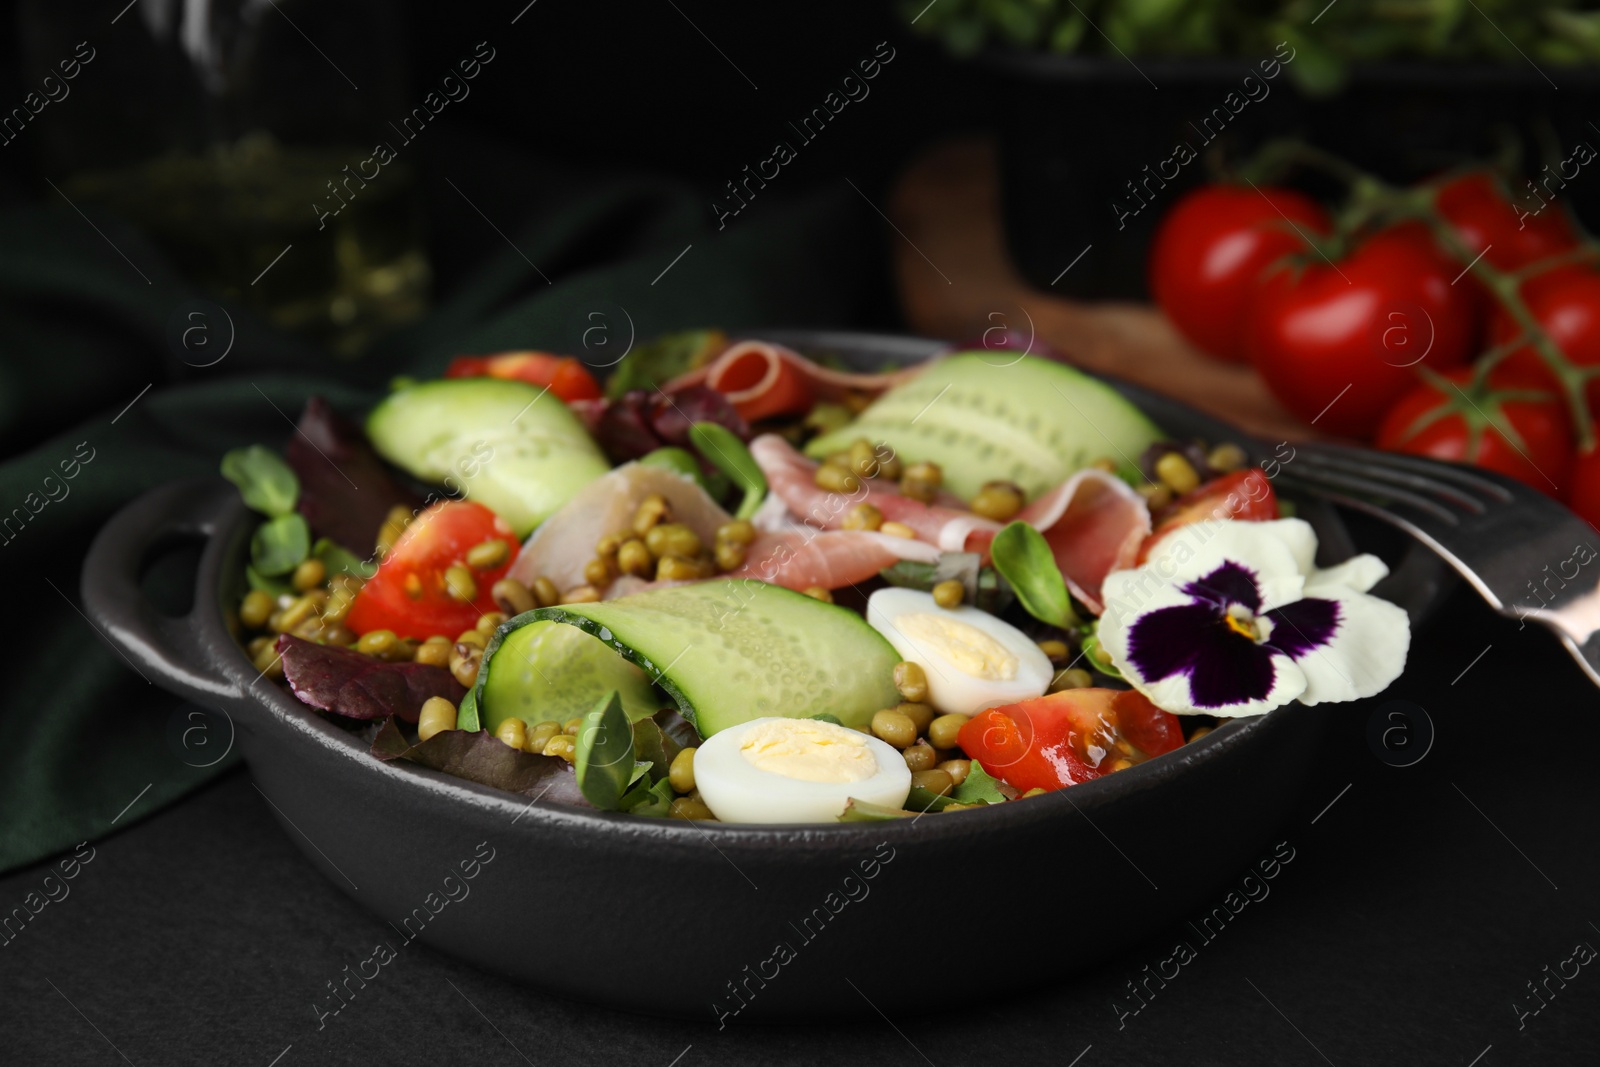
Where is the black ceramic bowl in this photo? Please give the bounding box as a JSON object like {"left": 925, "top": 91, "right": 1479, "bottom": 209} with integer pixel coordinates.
{"left": 83, "top": 332, "right": 1355, "bottom": 1022}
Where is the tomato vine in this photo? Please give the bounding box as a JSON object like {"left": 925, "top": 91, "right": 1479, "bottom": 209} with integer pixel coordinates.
{"left": 1243, "top": 140, "right": 1600, "bottom": 450}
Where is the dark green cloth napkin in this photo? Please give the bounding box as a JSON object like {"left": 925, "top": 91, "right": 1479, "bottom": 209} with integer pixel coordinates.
{"left": 0, "top": 165, "right": 885, "bottom": 873}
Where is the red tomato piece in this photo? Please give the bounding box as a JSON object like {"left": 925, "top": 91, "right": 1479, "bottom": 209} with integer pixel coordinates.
{"left": 1375, "top": 367, "right": 1573, "bottom": 498}
{"left": 544, "top": 358, "right": 605, "bottom": 402}
{"left": 1150, "top": 185, "right": 1331, "bottom": 364}
{"left": 444, "top": 351, "right": 603, "bottom": 403}
{"left": 1243, "top": 222, "right": 1480, "bottom": 438}
{"left": 346, "top": 501, "right": 519, "bottom": 641}
{"left": 443, "top": 356, "right": 493, "bottom": 379}
{"left": 1137, "top": 469, "right": 1279, "bottom": 564}
{"left": 957, "top": 688, "right": 1186, "bottom": 793}
{"left": 1487, "top": 267, "right": 1600, "bottom": 417}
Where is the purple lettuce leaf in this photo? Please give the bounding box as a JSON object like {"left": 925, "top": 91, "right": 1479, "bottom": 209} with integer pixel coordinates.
{"left": 286, "top": 396, "right": 422, "bottom": 554}
{"left": 592, "top": 385, "right": 749, "bottom": 464}
{"left": 370, "top": 718, "right": 589, "bottom": 805}
{"left": 647, "top": 384, "right": 748, "bottom": 447}
{"left": 277, "top": 635, "right": 464, "bottom": 722}
{"left": 651, "top": 707, "right": 700, "bottom": 750}
{"left": 594, "top": 392, "right": 668, "bottom": 463}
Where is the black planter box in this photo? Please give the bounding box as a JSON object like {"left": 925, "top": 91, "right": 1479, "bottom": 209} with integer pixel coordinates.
{"left": 987, "top": 50, "right": 1600, "bottom": 299}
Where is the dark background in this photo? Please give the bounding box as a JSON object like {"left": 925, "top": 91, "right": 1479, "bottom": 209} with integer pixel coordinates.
{"left": 0, "top": 0, "right": 986, "bottom": 459}
{"left": 0, "top": 0, "right": 987, "bottom": 270}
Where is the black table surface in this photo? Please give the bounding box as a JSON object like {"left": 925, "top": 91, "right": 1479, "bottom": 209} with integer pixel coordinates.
{"left": 4, "top": 582, "right": 1597, "bottom": 1067}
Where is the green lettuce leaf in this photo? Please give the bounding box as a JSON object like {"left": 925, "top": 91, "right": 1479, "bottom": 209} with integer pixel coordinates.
{"left": 221, "top": 444, "right": 299, "bottom": 517}
{"left": 605, "top": 330, "right": 726, "bottom": 398}
{"left": 954, "top": 760, "right": 1007, "bottom": 805}
{"left": 838, "top": 798, "right": 914, "bottom": 821}
{"left": 574, "top": 691, "right": 637, "bottom": 810}
{"left": 250, "top": 513, "right": 311, "bottom": 576}
{"left": 990, "top": 521, "right": 1077, "bottom": 629}
{"left": 689, "top": 421, "right": 766, "bottom": 520}
{"left": 313, "top": 537, "right": 376, "bottom": 581}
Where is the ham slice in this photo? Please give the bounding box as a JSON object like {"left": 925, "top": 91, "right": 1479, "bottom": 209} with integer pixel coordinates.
{"left": 508, "top": 460, "right": 939, "bottom": 598}
{"left": 966, "top": 472, "right": 1150, "bottom": 615}
{"left": 726, "top": 528, "right": 940, "bottom": 591}
{"left": 664, "top": 340, "right": 934, "bottom": 422}
{"left": 603, "top": 530, "right": 938, "bottom": 599}
{"left": 604, "top": 528, "right": 939, "bottom": 600}
{"left": 748, "top": 434, "right": 993, "bottom": 548}
{"left": 749, "top": 434, "right": 1149, "bottom": 615}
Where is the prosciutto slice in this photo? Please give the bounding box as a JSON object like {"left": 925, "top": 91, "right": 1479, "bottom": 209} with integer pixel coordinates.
{"left": 664, "top": 340, "right": 935, "bottom": 422}
{"left": 508, "top": 460, "right": 938, "bottom": 597}
{"left": 726, "top": 528, "right": 940, "bottom": 591}
{"left": 603, "top": 530, "right": 939, "bottom": 600}
{"left": 966, "top": 472, "right": 1150, "bottom": 615}
{"left": 749, "top": 434, "right": 1149, "bottom": 614}
{"left": 748, "top": 435, "right": 993, "bottom": 549}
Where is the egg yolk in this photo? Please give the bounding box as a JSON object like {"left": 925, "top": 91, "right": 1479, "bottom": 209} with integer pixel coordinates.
{"left": 738, "top": 719, "right": 877, "bottom": 783}
{"left": 894, "top": 612, "right": 1019, "bottom": 680}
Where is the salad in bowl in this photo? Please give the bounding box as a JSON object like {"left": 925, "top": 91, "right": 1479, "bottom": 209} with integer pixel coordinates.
{"left": 223, "top": 335, "right": 1410, "bottom": 825}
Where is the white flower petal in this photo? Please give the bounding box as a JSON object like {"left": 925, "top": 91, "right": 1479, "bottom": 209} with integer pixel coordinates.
{"left": 1102, "top": 519, "right": 1308, "bottom": 615}
{"left": 1309, "top": 553, "right": 1389, "bottom": 595}
{"left": 1285, "top": 586, "right": 1410, "bottom": 705}
{"left": 1238, "top": 517, "right": 1319, "bottom": 577}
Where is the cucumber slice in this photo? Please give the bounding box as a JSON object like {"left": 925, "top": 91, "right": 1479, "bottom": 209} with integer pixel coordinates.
{"left": 476, "top": 620, "right": 663, "bottom": 731}
{"left": 482, "top": 581, "right": 902, "bottom": 737}
{"left": 805, "top": 353, "right": 1162, "bottom": 499}
{"left": 366, "top": 378, "right": 610, "bottom": 536}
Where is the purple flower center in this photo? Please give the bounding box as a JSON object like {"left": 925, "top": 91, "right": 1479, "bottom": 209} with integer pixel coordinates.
{"left": 1125, "top": 561, "right": 1340, "bottom": 708}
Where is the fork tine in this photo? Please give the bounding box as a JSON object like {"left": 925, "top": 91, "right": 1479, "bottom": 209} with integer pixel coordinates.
{"left": 1275, "top": 469, "right": 1461, "bottom": 526}
{"left": 1296, "top": 444, "right": 1515, "bottom": 503}
{"left": 1289, "top": 451, "right": 1485, "bottom": 516}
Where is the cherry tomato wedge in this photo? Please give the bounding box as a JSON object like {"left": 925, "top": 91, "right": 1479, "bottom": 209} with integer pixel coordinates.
{"left": 957, "top": 688, "right": 1185, "bottom": 793}
{"left": 346, "top": 501, "right": 519, "bottom": 640}
{"left": 444, "top": 351, "right": 603, "bottom": 403}
{"left": 1137, "top": 469, "right": 1278, "bottom": 564}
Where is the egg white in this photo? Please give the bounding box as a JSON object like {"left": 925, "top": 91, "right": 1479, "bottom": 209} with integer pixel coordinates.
{"left": 694, "top": 717, "right": 912, "bottom": 824}
{"left": 866, "top": 587, "right": 1053, "bottom": 715}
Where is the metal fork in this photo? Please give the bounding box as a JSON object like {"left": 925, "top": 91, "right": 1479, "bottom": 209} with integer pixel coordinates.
{"left": 1276, "top": 442, "right": 1600, "bottom": 687}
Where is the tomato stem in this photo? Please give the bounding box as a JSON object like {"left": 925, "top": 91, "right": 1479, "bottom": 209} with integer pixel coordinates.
{"left": 1511, "top": 245, "right": 1595, "bottom": 281}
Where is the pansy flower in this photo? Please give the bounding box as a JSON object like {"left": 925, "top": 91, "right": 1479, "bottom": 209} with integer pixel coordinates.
{"left": 1096, "top": 519, "right": 1409, "bottom": 717}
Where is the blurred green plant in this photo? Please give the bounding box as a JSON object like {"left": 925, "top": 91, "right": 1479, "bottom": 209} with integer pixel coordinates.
{"left": 903, "top": 0, "right": 1600, "bottom": 94}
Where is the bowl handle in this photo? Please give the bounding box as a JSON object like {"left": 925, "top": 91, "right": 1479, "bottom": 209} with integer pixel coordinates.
{"left": 82, "top": 479, "right": 248, "bottom": 704}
